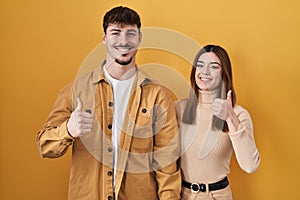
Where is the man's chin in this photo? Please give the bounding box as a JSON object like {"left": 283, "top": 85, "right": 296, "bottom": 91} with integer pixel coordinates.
{"left": 115, "top": 57, "right": 133, "bottom": 66}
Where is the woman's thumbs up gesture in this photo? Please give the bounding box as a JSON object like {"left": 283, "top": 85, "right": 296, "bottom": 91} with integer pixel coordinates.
{"left": 212, "top": 90, "right": 240, "bottom": 132}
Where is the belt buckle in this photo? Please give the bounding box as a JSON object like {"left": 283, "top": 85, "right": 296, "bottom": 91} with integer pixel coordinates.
{"left": 190, "top": 182, "right": 206, "bottom": 193}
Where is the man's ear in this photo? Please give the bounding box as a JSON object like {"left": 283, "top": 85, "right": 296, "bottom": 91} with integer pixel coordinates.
{"left": 102, "top": 32, "right": 106, "bottom": 44}
{"left": 139, "top": 31, "right": 142, "bottom": 43}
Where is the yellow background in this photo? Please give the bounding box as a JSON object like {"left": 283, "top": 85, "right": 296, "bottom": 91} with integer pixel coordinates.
{"left": 1, "top": 0, "right": 300, "bottom": 199}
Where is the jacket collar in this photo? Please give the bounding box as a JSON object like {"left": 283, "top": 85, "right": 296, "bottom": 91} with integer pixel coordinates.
{"left": 90, "top": 61, "right": 153, "bottom": 86}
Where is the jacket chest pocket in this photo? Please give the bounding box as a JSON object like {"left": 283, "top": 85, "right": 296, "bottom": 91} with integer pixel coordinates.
{"left": 129, "top": 106, "right": 153, "bottom": 135}
{"left": 134, "top": 106, "right": 152, "bottom": 126}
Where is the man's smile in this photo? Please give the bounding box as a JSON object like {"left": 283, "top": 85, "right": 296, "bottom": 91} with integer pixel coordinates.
{"left": 114, "top": 46, "right": 134, "bottom": 53}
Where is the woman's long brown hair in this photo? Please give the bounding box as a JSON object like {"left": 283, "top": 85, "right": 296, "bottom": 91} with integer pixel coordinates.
{"left": 182, "top": 44, "right": 237, "bottom": 132}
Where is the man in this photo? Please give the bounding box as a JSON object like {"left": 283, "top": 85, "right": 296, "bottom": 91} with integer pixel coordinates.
{"left": 36, "top": 6, "right": 181, "bottom": 200}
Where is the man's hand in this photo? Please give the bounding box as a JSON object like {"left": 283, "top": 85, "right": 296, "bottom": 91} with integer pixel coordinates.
{"left": 67, "top": 97, "right": 93, "bottom": 138}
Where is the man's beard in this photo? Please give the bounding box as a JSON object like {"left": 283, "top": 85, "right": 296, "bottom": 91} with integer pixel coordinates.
{"left": 115, "top": 56, "right": 133, "bottom": 66}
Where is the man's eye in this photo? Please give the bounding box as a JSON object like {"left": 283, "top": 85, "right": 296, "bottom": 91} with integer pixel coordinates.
{"left": 127, "top": 32, "right": 137, "bottom": 37}
{"left": 111, "top": 32, "right": 119, "bottom": 36}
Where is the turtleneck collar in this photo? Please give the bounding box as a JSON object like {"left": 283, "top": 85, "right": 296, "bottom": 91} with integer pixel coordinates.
{"left": 198, "top": 89, "right": 220, "bottom": 104}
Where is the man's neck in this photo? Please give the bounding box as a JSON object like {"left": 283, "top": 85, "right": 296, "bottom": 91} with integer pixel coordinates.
{"left": 104, "top": 59, "right": 137, "bottom": 80}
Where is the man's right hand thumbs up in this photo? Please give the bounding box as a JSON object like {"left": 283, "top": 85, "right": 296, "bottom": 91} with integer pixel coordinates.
{"left": 67, "top": 97, "right": 93, "bottom": 138}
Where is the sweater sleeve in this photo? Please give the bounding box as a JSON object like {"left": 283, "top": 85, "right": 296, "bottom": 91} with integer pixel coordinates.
{"left": 36, "top": 83, "right": 75, "bottom": 158}
{"left": 228, "top": 106, "right": 261, "bottom": 173}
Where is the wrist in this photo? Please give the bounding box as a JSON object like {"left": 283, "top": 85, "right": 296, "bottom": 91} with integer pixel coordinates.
{"left": 226, "top": 111, "right": 240, "bottom": 132}
{"left": 66, "top": 119, "right": 76, "bottom": 138}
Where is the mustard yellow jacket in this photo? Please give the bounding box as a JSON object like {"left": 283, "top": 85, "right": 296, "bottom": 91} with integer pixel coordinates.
{"left": 36, "top": 65, "right": 181, "bottom": 200}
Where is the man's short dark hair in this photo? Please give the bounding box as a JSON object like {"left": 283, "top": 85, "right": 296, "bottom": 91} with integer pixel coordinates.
{"left": 103, "top": 6, "right": 141, "bottom": 33}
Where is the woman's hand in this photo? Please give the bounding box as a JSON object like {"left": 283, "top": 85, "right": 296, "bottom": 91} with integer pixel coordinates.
{"left": 212, "top": 90, "right": 240, "bottom": 132}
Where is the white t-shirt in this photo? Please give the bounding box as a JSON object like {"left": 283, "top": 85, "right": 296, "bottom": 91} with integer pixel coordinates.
{"left": 104, "top": 67, "right": 136, "bottom": 188}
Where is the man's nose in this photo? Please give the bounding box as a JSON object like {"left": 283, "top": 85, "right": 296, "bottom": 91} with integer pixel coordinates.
{"left": 119, "top": 32, "right": 128, "bottom": 45}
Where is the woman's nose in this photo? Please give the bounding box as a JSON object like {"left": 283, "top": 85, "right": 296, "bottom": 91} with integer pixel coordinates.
{"left": 200, "top": 66, "right": 210, "bottom": 75}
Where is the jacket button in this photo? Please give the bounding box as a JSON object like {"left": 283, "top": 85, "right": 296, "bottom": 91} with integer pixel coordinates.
{"left": 107, "top": 171, "right": 113, "bottom": 176}
{"left": 108, "top": 102, "right": 113, "bottom": 107}
{"left": 108, "top": 124, "right": 112, "bottom": 129}
{"left": 66, "top": 138, "right": 73, "bottom": 143}
{"left": 108, "top": 196, "right": 113, "bottom": 200}
{"left": 142, "top": 108, "right": 147, "bottom": 113}
{"left": 85, "top": 109, "right": 92, "bottom": 114}
{"left": 108, "top": 147, "right": 113, "bottom": 152}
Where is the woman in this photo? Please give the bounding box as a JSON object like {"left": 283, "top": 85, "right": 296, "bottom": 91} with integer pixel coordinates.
{"left": 175, "top": 45, "right": 261, "bottom": 199}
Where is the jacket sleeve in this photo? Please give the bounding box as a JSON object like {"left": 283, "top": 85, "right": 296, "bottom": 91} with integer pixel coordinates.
{"left": 229, "top": 106, "right": 261, "bottom": 173}
{"left": 174, "top": 100, "right": 181, "bottom": 127}
{"left": 153, "top": 88, "right": 181, "bottom": 200}
{"left": 36, "top": 83, "right": 75, "bottom": 158}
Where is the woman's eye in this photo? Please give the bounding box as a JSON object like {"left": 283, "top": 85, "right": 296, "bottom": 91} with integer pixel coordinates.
{"left": 210, "top": 65, "right": 220, "bottom": 69}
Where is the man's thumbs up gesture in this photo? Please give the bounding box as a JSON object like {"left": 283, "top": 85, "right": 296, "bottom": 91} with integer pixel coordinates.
{"left": 212, "top": 90, "right": 240, "bottom": 132}
{"left": 67, "top": 97, "right": 93, "bottom": 138}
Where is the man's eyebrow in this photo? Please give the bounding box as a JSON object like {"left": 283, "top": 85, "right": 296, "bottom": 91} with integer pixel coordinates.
{"left": 127, "top": 29, "right": 138, "bottom": 32}
{"left": 110, "top": 28, "right": 121, "bottom": 32}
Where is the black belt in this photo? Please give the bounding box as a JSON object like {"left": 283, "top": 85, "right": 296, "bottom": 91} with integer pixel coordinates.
{"left": 182, "top": 177, "right": 229, "bottom": 193}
